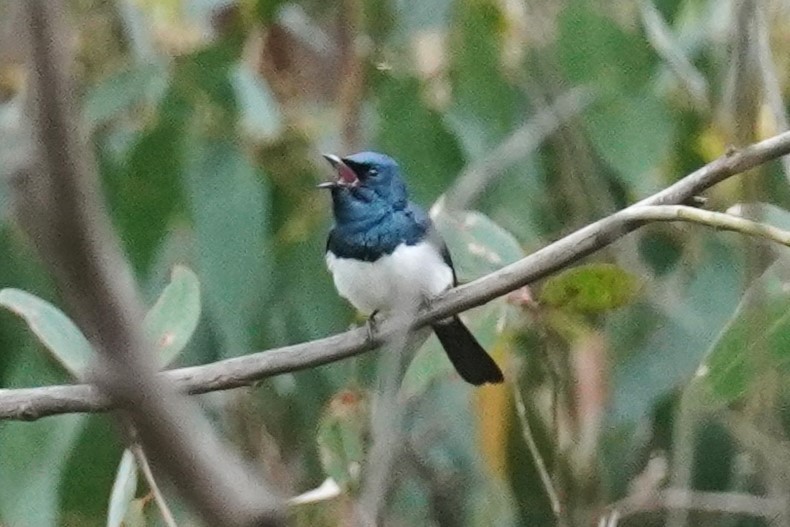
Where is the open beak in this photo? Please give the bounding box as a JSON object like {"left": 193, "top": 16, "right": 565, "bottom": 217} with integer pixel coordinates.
{"left": 318, "top": 153, "right": 358, "bottom": 188}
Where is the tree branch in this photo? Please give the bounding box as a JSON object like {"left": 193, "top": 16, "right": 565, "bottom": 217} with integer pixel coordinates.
{"left": 17, "top": 2, "right": 283, "bottom": 526}
{"left": 2, "top": 130, "right": 790, "bottom": 422}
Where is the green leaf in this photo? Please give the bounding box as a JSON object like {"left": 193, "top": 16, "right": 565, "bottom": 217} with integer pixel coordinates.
{"left": 557, "top": 0, "right": 654, "bottom": 91}
{"left": 185, "top": 137, "right": 270, "bottom": 356}
{"left": 316, "top": 389, "right": 368, "bottom": 492}
{"left": 143, "top": 265, "right": 201, "bottom": 367}
{"left": 231, "top": 64, "right": 283, "bottom": 141}
{"left": 84, "top": 62, "right": 168, "bottom": 127}
{"left": 102, "top": 97, "right": 187, "bottom": 273}
{"left": 695, "top": 262, "right": 790, "bottom": 404}
{"left": 0, "top": 289, "right": 93, "bottom": 379}
{"left": 431, "top": 207, "right": 526, "bottom": 282}
{"left": 540, "top": 264, "right": 641, "bottom": 313}
{"left": 608, "top": 239, "right": 745, "bottom": 424}
{"left": 584, "top": 93, "right": 673, "bottom": 195}
{"left": 445, "top": 0, "right": 519, "bottom": 159}
{"left": 122, "top": 499, "right": 148, "bottom": 527}
{"left": 0, "top": 413, "right": 86, "bottom": 526}
{"left": 106, "top": 449, "right": 138, "bottom": 527}
{"left": 375, "top": 76, "right": 465, "bottom": 204}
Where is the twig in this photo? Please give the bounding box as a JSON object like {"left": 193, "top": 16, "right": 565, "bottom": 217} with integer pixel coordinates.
{"left": 620, "top": 205, "right": 790, "bottom": 247}
{"left": 639, "top": 0, "right": 708, "bottom": 108}
{"left": 445, "top": 87, "right": 594, "bottom": 209}
{"left": 512, "top": 382, "right": 562, "bottom": 517}
{"left": 18, "top": 2, "right": 283, "bottom": 526}
{"left": 602, "top": 488, "right": 785, "bottom": 522}
{"left": 755, "top": 4, "right": 790, "bottom": 183}
{"left": 130, "top": 444, "right": 179, "bottom": 527}
{"left": 2, "top": 130, "right": 790, "bottom": 421}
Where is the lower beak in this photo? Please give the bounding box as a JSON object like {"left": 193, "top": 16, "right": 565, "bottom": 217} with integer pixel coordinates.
{"left": 316, "top": 181, "right": 338, "bottom": 189}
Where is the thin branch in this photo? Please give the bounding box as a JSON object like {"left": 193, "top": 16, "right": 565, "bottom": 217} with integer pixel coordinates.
{"left": 639, "top": 0, "right": 708, "bottom": 108}
{"left": 602, "top": 488, "right": 786, "bottom": 522}
{"left": 18, "top": 2, "right": 283, "bottom": 526}
{"left": 2, "top": 130, "right": 790, "bottom": 421}
{"left": 755, "top": 4, "right": 790, "bottom": 183}
{"left": 130, "top": 444, "right": 179, "bottom": 527}
{"left": 445, "top": 87, "right": 594, "bottom": 209}
{"left": 512, "top": 382, "right": 562, "bottom": 517}
{"left": 621, "top": 205, "right": 790, "bottom": 247}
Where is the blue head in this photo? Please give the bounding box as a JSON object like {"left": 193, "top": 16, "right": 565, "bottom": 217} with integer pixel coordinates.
{"left": 319, "top": 151, "right": 409, "bottom": 225}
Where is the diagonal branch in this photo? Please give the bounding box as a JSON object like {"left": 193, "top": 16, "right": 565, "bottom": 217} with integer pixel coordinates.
{"left": 1, "top": 130, "right": 790, "bottom": 422}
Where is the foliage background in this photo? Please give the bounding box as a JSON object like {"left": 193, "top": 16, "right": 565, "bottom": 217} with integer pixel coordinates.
{"left": 1, "top": 0, "right": 790, "bottom": 525}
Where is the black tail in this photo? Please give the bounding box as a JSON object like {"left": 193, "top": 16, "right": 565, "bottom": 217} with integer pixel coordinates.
{"left": 432, "top": 316, "right": 504, "bottom": 385}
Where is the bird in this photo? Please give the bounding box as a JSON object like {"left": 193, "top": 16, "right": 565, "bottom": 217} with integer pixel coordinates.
{"left": 319, "top": 151, "right": 504, "bottom": 385}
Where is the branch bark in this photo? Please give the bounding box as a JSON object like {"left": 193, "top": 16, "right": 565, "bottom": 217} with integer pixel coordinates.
{"left": 17, "top": 2, "right": 283, "bottom": 526}
{"left": 2, "top": 129, "right": 789, "bottom": 422}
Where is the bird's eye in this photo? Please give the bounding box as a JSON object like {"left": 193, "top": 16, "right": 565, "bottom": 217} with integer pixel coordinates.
{"left": 368, "top": 169, "right": 378, "bottom": 178}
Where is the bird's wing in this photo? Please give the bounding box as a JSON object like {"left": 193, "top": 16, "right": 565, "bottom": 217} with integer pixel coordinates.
{"left": 407, "top": 202, "right": 458, "bottom": 286}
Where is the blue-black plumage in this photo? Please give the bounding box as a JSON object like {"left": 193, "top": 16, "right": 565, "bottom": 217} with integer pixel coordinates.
{"left": 320, "top": 151, "right": 504, "bottom": 385}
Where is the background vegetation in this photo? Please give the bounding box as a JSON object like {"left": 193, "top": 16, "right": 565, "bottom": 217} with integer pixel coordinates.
{"left": 1, "top": 0, "right": 790, "bottom": 525}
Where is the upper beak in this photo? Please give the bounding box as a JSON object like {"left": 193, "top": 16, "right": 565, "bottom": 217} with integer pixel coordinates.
{"left": 318, "top": 153, "right": 358, "bottom": 188}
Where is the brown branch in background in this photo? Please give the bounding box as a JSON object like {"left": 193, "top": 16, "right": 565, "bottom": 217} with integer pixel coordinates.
{"left": 2, "top": 128, "right": 790, "bottom": 422}
{"left": 445, "top": 87, "right": 594, "bottom": 210}
{"left": 19, "top": 2, "right": 283, "bottom": 526}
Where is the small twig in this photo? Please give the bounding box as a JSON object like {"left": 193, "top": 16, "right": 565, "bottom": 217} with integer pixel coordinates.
{"left": 639, "top": 0, "right": 708, "bottom": 108}
{"left": 603, "top": 488, "right": 786, "bottom": 522}
{"left": 130, "top": 444, "right": 179, "bottom": 527}
{"left": 621, "top": 205, "right": 790, "bottom": 248}
{"left": 512, "top": 381, "right": 562, "bottom": 517}
{"left": 755, "top": 4, "right": 790, "bottom": 183}
{"left": 446, "top": 87, "right": 594, "bottom": 209}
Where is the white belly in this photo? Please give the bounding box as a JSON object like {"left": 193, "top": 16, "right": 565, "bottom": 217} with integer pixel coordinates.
{"left": 326, "top": 241, "right": 454, "bottom": 316}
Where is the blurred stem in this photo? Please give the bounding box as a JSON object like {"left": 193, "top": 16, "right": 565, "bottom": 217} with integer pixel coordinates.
{"left": 131, "top": 443, "right": 179, "bottom": 527}
{"left": 445, "top": 87, "right": 594, "bottom": 210}
{"left": 338, "top": 0, "right": 366, "bottom": 152}
{"left": 755, "top": 4, "right": 790, "bottom": 182}
{"left": 513, "top": 380, "right": 562, "bottom": 520}
{"left": 666, "top": 387, "right": 701, "bottom": 527}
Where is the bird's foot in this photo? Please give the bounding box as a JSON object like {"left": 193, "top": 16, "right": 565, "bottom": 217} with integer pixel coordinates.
{"left": 365, "top": 310, "right": 380, "bottom": 343}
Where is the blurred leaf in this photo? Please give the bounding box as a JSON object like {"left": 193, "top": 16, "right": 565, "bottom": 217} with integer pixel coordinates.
{"left": 185, "top": 136, "right": 270, "bottom": 356}
{"left": 231, "top": 63, "right": 283, "bottom": 141}
{"left": 557, "top": 0, "right": 654, "bottom": 91}
{"left": 393, "top": 0, "right": 452, "bottom": 33}
{"left": 0, "top": 289, "right": 93, "bottom": 379}
{"left": 431, "top": 207, "right": 525, "bottom": 282}
{"left": 445, "top": 0, "right": 519, "bottom": 159}
{"left": 608, "top": 239, "right": 745, "bottom": 424}
{"left": 316, "top": 389, "right": 368, "bottom": 492}
{"left": 695, "top": 261, "right": 790, "bottom": 404}
{"left": 540, "top": 263, "right": 641, "bottom": 313}
{"left": 376, "top": 76, "right": 465, "bottom": 203}
{"left": 584, "top": 93, "right": 673, "bottom": 195}
{"left": 107, "top": 449, "right": 138, "bottom": 527}
{"left": 0, "top": 410, "right": 86, "bottom": 526}
{"left": 103, "top": 97, "right": 187, "bottom": 273}
{"left": 143, "top": 265, "right": 201, "bottom": 367}
{"left": 122, "top": 499, "right": 148, "bottom": 527}
{"left": 84, "top": 62, "right": 168, "bottom": 127}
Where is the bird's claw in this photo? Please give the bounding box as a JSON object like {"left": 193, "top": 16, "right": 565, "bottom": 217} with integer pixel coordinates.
{"left": 366, "top": 310, "right": 379, "bottom": 343}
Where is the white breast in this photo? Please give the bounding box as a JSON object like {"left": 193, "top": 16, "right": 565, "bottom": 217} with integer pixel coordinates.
{"left": 326, "top": 241, "right": 454, "bottom": 316}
